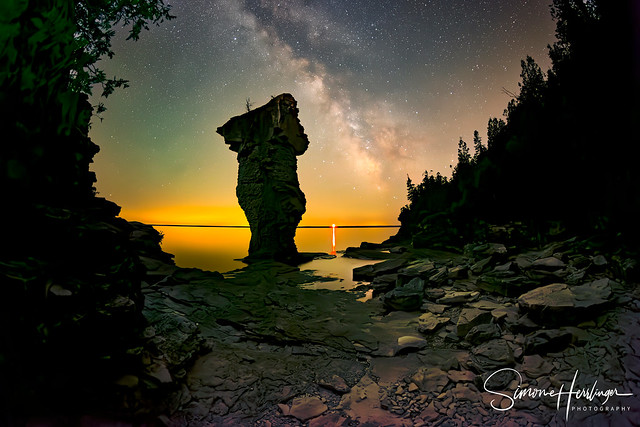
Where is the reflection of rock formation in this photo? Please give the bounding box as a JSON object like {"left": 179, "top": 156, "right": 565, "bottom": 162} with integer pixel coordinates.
{"left": 217, "top": 94, "right": 309, "bottom": 263}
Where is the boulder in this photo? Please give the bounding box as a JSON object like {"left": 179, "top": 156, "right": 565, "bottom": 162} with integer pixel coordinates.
{"left": 217, "top": 94, "right": 309, "bottom": 263}
{"left": 448, "top": 264, "right": 469, "bottom": 280}
{"left": 370, "top": 274, "right": 398, "bottom": 293}
{"left": 469, "top": 339, "right": 515, "bottom": 373}
{"left": 471, "top": 257, "right": 493, "bottom": 275}
{"left": 524, "top": 329, "right": 573, "bottom": 355}
{"left": 397, "top": 335, "right": 428, "bottom": 352}
{"left": 465, "top": 323, "right": 501, "bottom": 345}
{"left": 521, "top": 354, "right": 554, "bottom": 378}
{"left": 590, "top": 254, "right": 608, "bottom": 270}
{"left": 428, "top": 266, "right": 449, "bottom": 285}
{"left": 456, "top": 308, "right": 493, "bottom": 337}
{"left": 425, "top": 288, "right": 446, "bottom": 300}
{"left": 318, "top": 375, "right": 350, "bottom": 394}
{"left": 382, "top": 277, "right": 424, "bottom": 311}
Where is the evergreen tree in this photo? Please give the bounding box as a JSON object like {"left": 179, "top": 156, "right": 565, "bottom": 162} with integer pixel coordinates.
{"left": 399, "top": 0, "right": 638, "bottom": 245}
{"left": 517, "top": 56, "right": 546, "bottom": 104}
{"left": 472, "top": 130, "right": 486, "bottom": 161}
{"left": 487, "top": 118, "right": 506, "bottom": 150}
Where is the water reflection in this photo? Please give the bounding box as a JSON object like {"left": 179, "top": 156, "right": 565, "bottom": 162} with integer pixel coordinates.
{"left": 331, "top": 224, "right": 336, "bottom": 255}
{"left": 298, "top": 256, "right": 379, "bottom": 291}
{"left": 155, "top": 226, "right": 397, "bottom": 290}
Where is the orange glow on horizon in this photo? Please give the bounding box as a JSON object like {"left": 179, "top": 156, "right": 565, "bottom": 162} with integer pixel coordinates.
{"left": 119, "top": 204, "right": 248, "bottom": 226}
{"left": 119, "top": 204, "right": 398, "bottom": 228}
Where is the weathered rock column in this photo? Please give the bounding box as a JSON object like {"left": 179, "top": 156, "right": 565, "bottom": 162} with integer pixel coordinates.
{"left": 217, "top": 94, "right": 309, "bottom": 263}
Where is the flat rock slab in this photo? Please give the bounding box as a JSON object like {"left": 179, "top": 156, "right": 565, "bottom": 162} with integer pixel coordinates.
{"left": 437, "top": 291, "right": 480, "bottom": 304}
{"left": 370, "top": 353, "right": 424, "bottom": 384}
{"left": 422, "top": 302, "right": 448, "bottom": 314}
{"left": 289, "top": 396, "right": 328, "bottom": 421}
{"left": 337, "top": 375, "right": 409, "bottom": 426}
{"left": 344, "top": 247, "right": 401, "bottom": 260}
{"left": 411, "top": 367, "right": 450, "bottom": 393}
{"left": 467, "top": 299, "right": 505, "bottom": 311}
{"left": 447, "top": 370, "right": 476, "bottom": 382}
{"left": 417, "top": 312, "right": 450, "bottom": 333}
{"left": 353, "top": 258, "right": 408, "bottom": 280}
{"left": 397, "top": 259, "right": 436, "bottom": 279}
{"left": 521, "top": 354, "right": 554, "bottom": 379}
{"left": 531, "top": 257, "right": 566, "bottom": 271}
{"left": 518, "top": 280, "right": 612, "bottom": 324}
{"left": 476, "top": 274, "right": 536, "bottom": 297}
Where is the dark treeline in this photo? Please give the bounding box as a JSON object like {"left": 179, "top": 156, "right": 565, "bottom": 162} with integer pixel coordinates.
{"left": 398, "top": 0, "right": 639, "bottom": 249}
{"left": 1, "top": 0, "right": 173, "bottom": 418}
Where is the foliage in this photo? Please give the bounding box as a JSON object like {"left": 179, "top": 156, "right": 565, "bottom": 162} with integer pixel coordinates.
{"left": 73, "top": 0, "right": 174, "bottom": 114}
{"left": 0, "top": 0, "right": 173, "bottom": 416}
{"left": 1, "top": 0, "right": 173, "bottom": 204}
{"left": 399, "top": 0, "right": 638, "bottom": 247}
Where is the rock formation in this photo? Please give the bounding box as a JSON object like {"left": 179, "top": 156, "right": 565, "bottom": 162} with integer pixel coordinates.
{"left": 217, "top": 94, "right": 309, "bottom": 263}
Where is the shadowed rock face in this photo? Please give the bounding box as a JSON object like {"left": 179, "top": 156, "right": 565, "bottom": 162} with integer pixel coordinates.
{"left": 217, "top": 94, "right": 309, "bottom": 263}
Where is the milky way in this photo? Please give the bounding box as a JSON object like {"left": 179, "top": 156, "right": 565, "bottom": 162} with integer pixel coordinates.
{"left": 89, "top": 0, "right": 556, "bottom": 225}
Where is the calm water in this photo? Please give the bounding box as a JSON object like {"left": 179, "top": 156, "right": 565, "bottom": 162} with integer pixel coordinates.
{"left": 155, "top": 226, "right": 397, "bottom": 289}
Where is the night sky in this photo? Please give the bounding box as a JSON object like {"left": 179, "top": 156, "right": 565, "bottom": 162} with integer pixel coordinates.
{"left": 89, "top": 0, "right": 556, "bottom": 226}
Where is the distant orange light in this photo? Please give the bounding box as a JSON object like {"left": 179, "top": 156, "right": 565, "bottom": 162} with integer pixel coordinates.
{"left": 331, "top": 223, "right": 336, "bottom": 255}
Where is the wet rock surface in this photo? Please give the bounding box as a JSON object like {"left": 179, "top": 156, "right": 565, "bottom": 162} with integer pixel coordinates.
{"left": 125, "top": 233, "right": 639, "bottom": 426}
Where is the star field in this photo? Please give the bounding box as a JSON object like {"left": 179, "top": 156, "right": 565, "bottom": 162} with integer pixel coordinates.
{"left": 89, "top": 0, "right": 556, "bottom": 225}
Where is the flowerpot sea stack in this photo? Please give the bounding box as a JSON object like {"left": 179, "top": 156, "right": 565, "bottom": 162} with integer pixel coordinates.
{"left": 217, "top": 94, "right": 310, "bottom": 263}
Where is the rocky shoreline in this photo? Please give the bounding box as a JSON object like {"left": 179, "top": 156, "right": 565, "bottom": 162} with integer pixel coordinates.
{"left": 121, "top": 226, "right": 640, "bottom": 426}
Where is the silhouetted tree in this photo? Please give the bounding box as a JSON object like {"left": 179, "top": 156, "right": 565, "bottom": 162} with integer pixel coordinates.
{"left": 1, "top": 0, "right": 174, "bottom": 205}
{"left": 457, "top": 138, "right": 471, "bottom": 165}
{"left": 472, "top": 130, "right": 486, "bottom": 161}
{"left": 517, "top": 56, "right": 546, "bottom": 103}
{"left": 399, "top": 0, "right": 638, "bottom": 246}
{"left": 487, "top": 118, "right": 506, "bottom": 150}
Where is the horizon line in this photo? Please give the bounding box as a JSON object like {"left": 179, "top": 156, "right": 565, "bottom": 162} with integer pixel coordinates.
{"left": 149, "top": 224, "right": 401, "bottom": 229}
